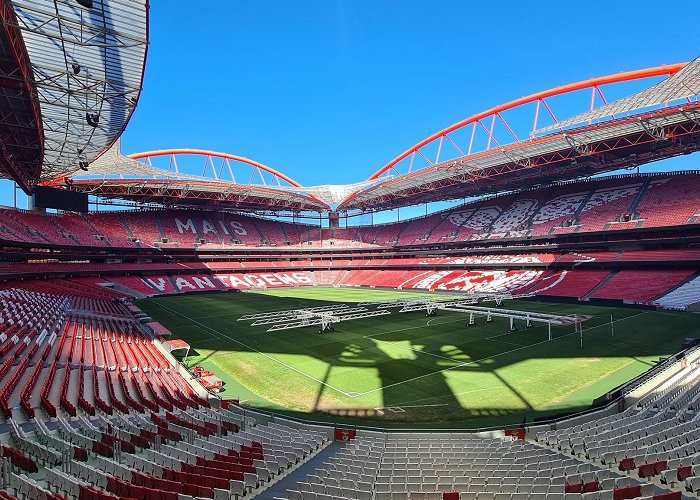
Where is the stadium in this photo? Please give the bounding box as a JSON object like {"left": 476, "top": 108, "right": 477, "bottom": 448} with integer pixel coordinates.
{"left": 0, "top": 1, "right": 699, "bottom": 500}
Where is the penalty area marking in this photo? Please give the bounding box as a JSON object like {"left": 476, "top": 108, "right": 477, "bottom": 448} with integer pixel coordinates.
{"left": 339, "top": 313, "right": 553, "bottom": 383}
{"left": 351, "top": 311, "right": 650, "bottom": 398}
{"left": 149, "top": 298, "right": 649, "bottom": 402}
{"left": 361, "top": 317, "right": 546, "bottom": 364}
{"left": 373, "top": 403, "right": 449, "bottom": 415}
{"left": 147, "top": 301, "right": 358, "bottom": 398}
{"left": 486, "top": 337, "right": 528, "bottom": 347}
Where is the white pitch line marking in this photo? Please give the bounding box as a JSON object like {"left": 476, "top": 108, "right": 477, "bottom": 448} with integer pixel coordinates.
{"left": 337, "top": 315, "right": 542, "bottom": 382}
{"left": 349, "top": 311, "right": 650, "bottom": 398}
{"left": 152, "top": 298, "right": 648, "bottom": 401}
{"left": 368, "top": 338, "right": 457, "bottom": 362}
{"left": 148, "top": 301, "right": 356, "bottom": 398}
{"left": 375, "top": 403, "right": 449, "bottom": 410}
{"left": 376, "top": 385, "right": 501, "bottom": 409}
{"left": 487, "top": 337, "right": 527, "bottom": 347}
{"left": 361, "top": 317, "right": 544, "bottom": 365}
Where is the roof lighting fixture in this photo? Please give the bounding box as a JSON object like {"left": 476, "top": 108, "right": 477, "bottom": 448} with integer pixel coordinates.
{"left": 86, "top": 112, "right": 99, "bottom": 127}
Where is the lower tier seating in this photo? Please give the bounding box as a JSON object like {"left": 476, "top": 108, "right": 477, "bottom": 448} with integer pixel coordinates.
{"left": 0, "top": 270, "right": 699, "bottom": 500}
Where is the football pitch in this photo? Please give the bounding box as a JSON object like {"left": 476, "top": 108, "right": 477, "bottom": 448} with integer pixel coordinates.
{"left": 137, "top": 288, "right": 699, "bottom": 428}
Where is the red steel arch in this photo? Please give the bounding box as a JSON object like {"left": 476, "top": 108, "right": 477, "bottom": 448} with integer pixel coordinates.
{"left": 367, "top": 63, "right": 687, "bottom": 181}
{"left": 128, "top": 148, "right": 303, "bottom": 187}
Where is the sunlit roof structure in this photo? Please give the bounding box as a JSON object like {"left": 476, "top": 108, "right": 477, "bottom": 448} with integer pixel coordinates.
{"left": 0, "top": 0, "right": 148, "bottom": 190}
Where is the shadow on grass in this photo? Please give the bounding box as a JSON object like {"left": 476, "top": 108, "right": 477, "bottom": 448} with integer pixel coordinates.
{"left": 138, "top": 292, "right": 699, "bottom": 428}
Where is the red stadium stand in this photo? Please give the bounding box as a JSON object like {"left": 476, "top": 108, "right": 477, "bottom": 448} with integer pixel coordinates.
{"left": 84, "top": 211, "right": 138, "bottom": 247}
{"left": 637, "top": 175, "right": 700, "bottom": 228}
{"left": 0, "top": 173, "right": 698, "bottom": 251}
{"left": 531, "top": 270, "right": 613, "bottom": 299}
{"left": 590, "top": 270, "right": 696, "bottom": 302}
{"left": 119, "top": 211, "right": 165, "bottom": 247}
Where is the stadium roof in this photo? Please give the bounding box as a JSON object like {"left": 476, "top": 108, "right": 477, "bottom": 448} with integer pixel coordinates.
{"left": 48, "top": 145, "right": 391, "bottom": 211}
{"left": 338, "top": 101, "right": 700, "bottom": 211}
{"left": 536, "top": 56, "right": 700, "bottom": 134}
{"left": 1, "top": 2, "right": 697, "bottom": 214}
{"left": 64, "top": 145, "right": 334, "bottom": 212}
{"left": 0, "top": 0, "right": 148, "bottom": 191}
{"left": 65, "top": 60, "right": 696, "bottom": 214}
{"left": 337, "top": 61, "right": 700, "bottom": 211}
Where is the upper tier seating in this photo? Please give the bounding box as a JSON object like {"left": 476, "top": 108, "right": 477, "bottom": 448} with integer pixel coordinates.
{"left": 637, "top": 175, "right": 700, "bottom": 228}
{"left": 1, "top": 173, "right": 698, "bottom": 250}
{"left": 119, "top": 211, "right": 164, "bottom": 247}
{"left": 576, "top": 178, "right": 644, "bottom": 232}
{"left": 394, "top": 213, "right": 444, "bottom": 245}
{"left": 529, "top": 183, "right": 593, "bottom": 237}
{"left": 84, "top": 212, "right": 138, "bottom": 247}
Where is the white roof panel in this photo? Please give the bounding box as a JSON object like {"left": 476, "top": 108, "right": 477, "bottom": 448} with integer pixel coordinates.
{"left": 9, "top": 0, "right": 148, "bottom": 181}
{"left": 536, "top": 56, "right": 700, "bottom": 135}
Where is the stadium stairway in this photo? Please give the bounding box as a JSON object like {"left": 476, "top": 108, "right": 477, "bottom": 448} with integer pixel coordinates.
{"left": 392, "top": 223, "right": 410, "bottom": 246}
{"left": 422, "top": 215, "right": 449, "bottom": 242}
{"left": 254, "top": 439, "right": 343, "bottom": 499}
{"left": 566, "top": 182, "right": 600, "bottom": 232}
{"left": 350, "top": 225, "right": 362, "bottom": 244}
{"left": 117, "top": 212, "right": 140, "bottom": 247}
{"left": 279, "top": 221, "right": 290, "bottom": 245}
{"left": 249, "top": 218, "right": 268, "bottom": 245}
{"left": 154, "top": 212, "right": 168, "bottom": 242}
{"left": 109, "top": 281, "right": 148, "bottom": 299}
{"left": 581, "top": 270, "right": 617, "bottom": 300}
{"left": 165, "top": 274, "right": 182, "bottom": 293}
{"left": 628, "top": 177, "right": 653, "bottom": 214}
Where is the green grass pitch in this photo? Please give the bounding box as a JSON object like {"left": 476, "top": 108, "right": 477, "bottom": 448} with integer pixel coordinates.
{"left": 137, "top": 288, "right": 700, "bottom": 428}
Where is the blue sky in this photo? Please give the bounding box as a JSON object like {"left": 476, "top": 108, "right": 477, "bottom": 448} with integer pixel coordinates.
{"left": 3, "top": 1, "right": 700, "bottom": 219}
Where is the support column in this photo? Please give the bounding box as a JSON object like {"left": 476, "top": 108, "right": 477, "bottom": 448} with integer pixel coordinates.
{"left": 508, "top": 317, "right": 517, "bottom": 332}
{"left": 28, "top": 192, "right": 44, "bottom": 212}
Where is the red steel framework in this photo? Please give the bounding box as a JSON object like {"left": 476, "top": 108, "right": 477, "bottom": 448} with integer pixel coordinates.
{"left": 368, "top": 64, "right": 686, "bottom": 180}
{"left": 337, "top": 62, "right": 698, "bottom": 211}
{"left": 51, "top": 62, "right": 700, "bottom": 214}
{"left": 127, "top": 148, "right": 304, "bottom": 188}
{"left": 61, "top": 148, "right": 332, "bottom": 212}
{"left": 0, "top": 0, "right": 44, "bottom": 191}
{"left": 68, "top": 178, "right": 329, "bottom": 212}
{"left": 340, "top": 103, "right": 700, "bottom": 211}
